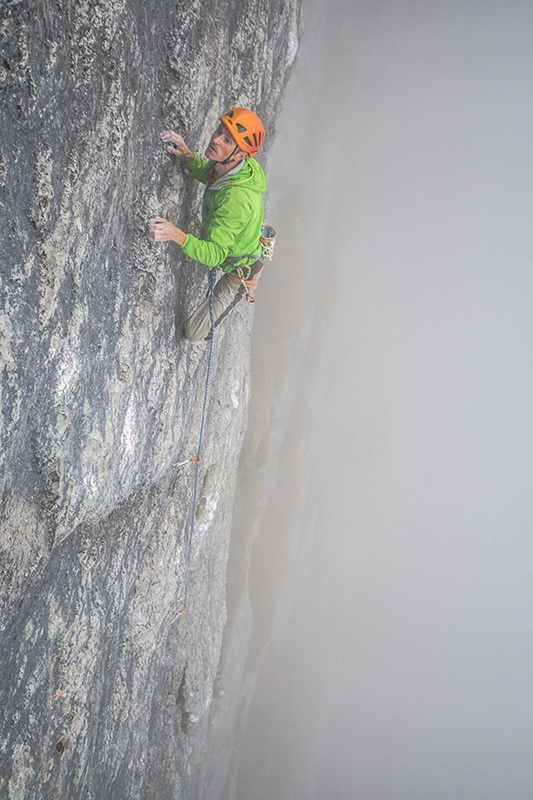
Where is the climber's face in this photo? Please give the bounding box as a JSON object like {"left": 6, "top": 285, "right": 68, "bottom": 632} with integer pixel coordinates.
{"left": 205, "top": 123, "right": 244, "bottom": 164}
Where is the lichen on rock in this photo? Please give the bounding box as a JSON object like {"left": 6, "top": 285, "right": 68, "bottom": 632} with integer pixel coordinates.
{"left": 0, "top": 0, "right": 301, "bottom": 796}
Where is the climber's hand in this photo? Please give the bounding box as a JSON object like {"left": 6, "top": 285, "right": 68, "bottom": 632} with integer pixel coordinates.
{"left": 160, "top": 130, "right": 194, "bottom": 161}
{"left": 147, "top": 217, "right": 187, "bottom": 246}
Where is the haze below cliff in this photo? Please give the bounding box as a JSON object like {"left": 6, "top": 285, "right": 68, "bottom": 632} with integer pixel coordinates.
{"left": 206, "top": 1, "right": 533, "bottom": 798}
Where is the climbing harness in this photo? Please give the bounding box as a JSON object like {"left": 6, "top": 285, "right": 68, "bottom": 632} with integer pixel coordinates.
{"left": 227, "top": 270, "right": 259, "bottom": 303}
{"left": 223, "top": 224, "right": 277, "bottom": 303}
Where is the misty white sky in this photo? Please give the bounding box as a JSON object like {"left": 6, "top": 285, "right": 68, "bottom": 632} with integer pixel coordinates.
{"left": 231, "top": 2, "right": 533, "bottom": 799}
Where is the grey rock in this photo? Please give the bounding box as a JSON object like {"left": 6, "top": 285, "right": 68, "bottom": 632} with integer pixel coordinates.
{"left": 0, "top": 0, "right": 301, "bottom": 797}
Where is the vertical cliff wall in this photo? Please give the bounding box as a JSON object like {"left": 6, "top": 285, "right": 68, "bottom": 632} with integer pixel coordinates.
{"left": 0, "top": 1, "right": 301, "bottom": 797}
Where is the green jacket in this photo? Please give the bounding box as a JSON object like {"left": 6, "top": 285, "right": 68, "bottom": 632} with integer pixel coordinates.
{"left": 180, "top": 153, "right": 266, "bottom": 271}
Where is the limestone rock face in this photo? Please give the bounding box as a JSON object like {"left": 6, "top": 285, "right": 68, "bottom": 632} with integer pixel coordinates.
{"left": 0, "top": 1, "right": 300, "bottom": 797}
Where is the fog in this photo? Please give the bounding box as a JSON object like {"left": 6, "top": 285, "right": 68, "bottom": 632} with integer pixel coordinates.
{"left": 219, "top": 2, "right": 533, "bottom": 798}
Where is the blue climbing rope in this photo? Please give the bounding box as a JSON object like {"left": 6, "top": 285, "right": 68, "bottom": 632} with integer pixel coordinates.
{"left": 181, "top": 267, "right": 217, "bottom": 612}
{"left": 170, "top": 238, "right": 277, "bottom": 703}
{"left": 169, "top": 270, "right": 219, "bottom": 706}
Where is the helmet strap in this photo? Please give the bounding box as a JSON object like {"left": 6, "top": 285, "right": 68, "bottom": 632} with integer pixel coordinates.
{"left": 219, "top": 144, "right": 243, "bottom": 166}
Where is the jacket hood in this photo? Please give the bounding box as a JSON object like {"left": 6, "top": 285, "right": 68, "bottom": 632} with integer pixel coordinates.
{"left": 207, "top": 157, "right": 266, "bottom": 193}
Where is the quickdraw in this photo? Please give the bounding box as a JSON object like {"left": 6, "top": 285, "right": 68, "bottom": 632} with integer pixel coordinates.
{"left": 227, "top": 270, "right": 259, "bottom": 303}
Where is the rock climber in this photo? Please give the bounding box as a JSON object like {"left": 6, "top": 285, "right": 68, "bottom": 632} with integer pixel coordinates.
{"left": 147, "top": 108, "right": 266, "bottom": 343}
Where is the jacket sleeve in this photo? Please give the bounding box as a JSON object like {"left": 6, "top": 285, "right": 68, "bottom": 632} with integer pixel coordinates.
{"left": 180, "top": 186, "right": 256, "bottom": 268}
{"left": 184, "top": 153, "right": 211, "bottom": 185}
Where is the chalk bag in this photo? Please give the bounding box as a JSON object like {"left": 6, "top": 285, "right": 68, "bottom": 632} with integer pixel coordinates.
{"left": 260, "top": 223, "right": 277, "bottom": 261}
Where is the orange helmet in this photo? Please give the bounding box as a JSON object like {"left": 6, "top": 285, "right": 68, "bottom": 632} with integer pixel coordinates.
{"left": 220, "top": 108, "right": 265, "bottom": 156}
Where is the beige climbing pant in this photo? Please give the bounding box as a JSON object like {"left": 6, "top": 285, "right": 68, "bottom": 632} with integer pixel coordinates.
{"left": 183, "top": 261, "right": 263, "bottom": 343}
